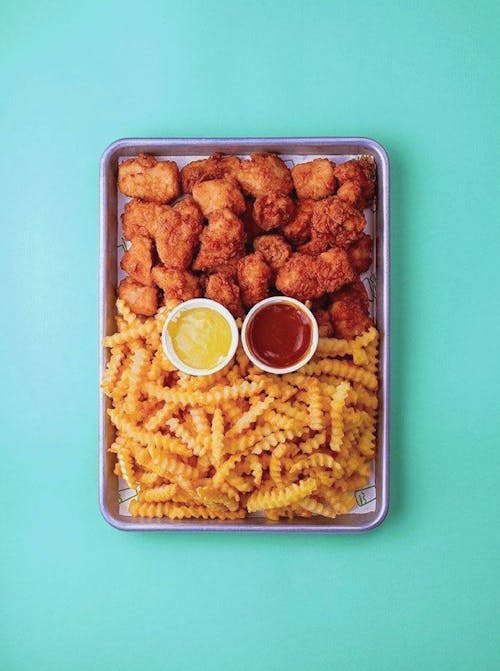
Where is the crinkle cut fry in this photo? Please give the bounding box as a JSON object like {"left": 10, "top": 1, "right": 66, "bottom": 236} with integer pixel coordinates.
{"left": 301, "top": 359, "right": 378, "bottom": 391}
{"left": 145, "top": 379, "right": 266, "bottom": 407}
{"left": 329, "top": 382, "right": 351, "bottom": 452}
{"left": 246, "top": 477, "right": 318, "bottom": 512}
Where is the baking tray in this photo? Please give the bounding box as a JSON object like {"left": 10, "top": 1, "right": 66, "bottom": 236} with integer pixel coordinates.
{"left": 99, "top": 137, "right": 390, "bottom": 532}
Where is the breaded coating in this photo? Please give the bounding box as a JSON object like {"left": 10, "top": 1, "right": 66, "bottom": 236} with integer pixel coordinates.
{"left": 275, "top": 248, "right": 355, "bottom": 301}
{"left": 334, "top": 157, "right": 375, "bottom": 210}
{"left": 313, "top": 308, "right": 334, "bottom": 337}
{"left": 237, "top": 252, "right": 273, "bottom": 308}
{"left": 154, "top": 207, "right": 203, "bottom": 269}
{"left": 252, "top": 192, "right": 295, "bottom": 231}
{"left": 121, "top": 199, "right": 170, "bottom": 239}
{"left": 329, "top": 280, "right": 372, "bottom": 339}
{"left": 173, "top": 196, "right": 204, "bottom": 229}
{"left": 275, "top": 253, "right": 321, "bottom": 301}
{"left": 118, "top": 277, "right": 158, "bottom": 316}
{"left": 193, "top": 208, "right": 246, "bottom": 271}
{"left": 192, "top": 178, "right": 245, "bottom": 217}
{"left": 282, "top": 198, "right": 315, "bottom": 244}
{"left": 118, "top": 153, "right": 180, "bottom": 203}
{"left": 236, "top": 153, "right": 293, "bottom": 197}
{"left": 120, "top": 236, "right": 155, "bottom": 286}
{"left": 205, "top": 273, "right": 244, "bottom": 318}
{"left": 300, "top": 196, "right": 366, "bottom": 254}
{"left": 315, "top": 248, "right": 356, "bottom": 293}
{"left": 181, "top": 153, "right": 241, "bottom": 193}
{"left": 253, "top": 234, "right": 292, "bottom": 274}
{"left": 151, "top": 265, "right": 201, "bottom": 301}
{"left": 347, "top": 233, "right": 372, "bottom": 274}
{"left": 211, "top": 256, "right": 242, "bottom": 280}
{"left": 291, "top": 158, "right": 336, "bottom": 200}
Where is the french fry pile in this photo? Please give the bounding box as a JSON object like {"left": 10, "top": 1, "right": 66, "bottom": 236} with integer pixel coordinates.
{"left": 101, "top": 299, "right": 379, "bottom": 520}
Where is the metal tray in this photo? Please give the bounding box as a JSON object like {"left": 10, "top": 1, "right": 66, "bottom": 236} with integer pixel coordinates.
{"left": 99, "top": 137, "right": 390, "bottom": 532}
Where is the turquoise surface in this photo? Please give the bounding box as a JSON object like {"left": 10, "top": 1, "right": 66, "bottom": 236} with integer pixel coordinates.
{"left": 1, "top": 1, "right": 499, "bottom": 669}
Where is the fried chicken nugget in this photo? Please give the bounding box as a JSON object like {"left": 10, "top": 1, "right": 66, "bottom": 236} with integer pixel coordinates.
{"left": 329, "top": 279, "right": 372, "bottom": 339}
{"left": 275, "top": 248, "right": 355, "bottom": 301}
{"left": 334, "top": 157, "right": 375, "bottom": 210}
{"left": 300, "top": 196, "right": 366, "bottom": 254}
{"left": 154, "top": 207, "right": 203, "bottom": 269}
{"left": 120, "top": 235, "right": 155, "bottom": 286}
{"left": 236, "top": 153, "right": 293, "bottom": 197}
{"left": 253, "top": 234, "right": 292, "bottom": 274}
{"left": 282, "top": 198, "right": 315, "bottom": 245}
{"left": 237, "top": 252, "right": 272, "bottom": 308}
{"left": 275, "top": 253, "right": 320, "bottom": 301}
{"left": 181, "top": 153, "right": 241, "bottom": 193}
{"left": 315, "top": 248, "right": 356, "bottom": 293}
{"left": 118, "top": 277, "right": 158, "bottom": 316}
{"left": 173, "top": 196, "right": 204, "bottom": 229}
{"left": 210, "top": 256, "right": 242, "bottom": 280}
{"left": 193, "top": 208, "right": 246, "bottom": 272}
{"left": 192, "top": 178, "right": 245, "bottom": 217}
{"left": 205, "top": 273, "right": 244, "bottom": 318}
{"left": 121, "top": 199, "right": 170, "bottom": 239}
{"left": 118, "top": 153, "right": 180, "bottom": 203}
{"left": 291, "top": 158, "right": 336, "bottom": 200}
{"left": 252, "top": 192, "right": 295, "bottom": 231}
{"left": 347, "top": 233, "right": 373, "bottom": 274}
{"left": 152, "top": 265, "right": 201, "bottom": 301}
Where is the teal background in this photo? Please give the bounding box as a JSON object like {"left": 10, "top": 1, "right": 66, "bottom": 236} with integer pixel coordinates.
{"left": 1, "top": 1, "right": 499, "bottom": 669}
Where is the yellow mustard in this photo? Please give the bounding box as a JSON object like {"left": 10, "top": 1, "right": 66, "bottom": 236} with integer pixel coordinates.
{"left": 167, "top": 307, "right": 232, "bottom": 370}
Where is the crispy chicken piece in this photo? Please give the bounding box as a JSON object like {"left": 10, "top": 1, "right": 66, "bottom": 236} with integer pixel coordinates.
{"left": 329, "top": 280, "right": 372, "bottom": 339}
{"left": 299, "top": 196, "right": 366, "bottom": 254}
{"left": 210, "top": 256, "right": 242, "bottom": 280}
{"left": 120, "top": 236, "right": 155, "bottom": 286}
{"left": 347, "top": 233, "right": 373, "bottom": 274}
{"left": 282, "top": 198, "right": 315, "bottom": 244}
{"left": 118, "top": 277, "right": 158, "bottom": 316}
{"left": 180, "top": 153, "right": 241, "bottom": 193}
{"left": 152, "top": 265, "right": 201, "bottom": 301}
{"left": 313, "top": 308, "right": 334, "bottom": 337}
{"left": 334, "top": 157, "right": 375, "bottom": 210}
{"left": 121, "top": 199, "right": 170, "bottom": 239}
{"left": 192, "top": 178, "right": 245, "bottom": 217}
{"left": 236, "top": 153, "right": 293, "bottom": 197}
{"left": 154, "top": 207, "right": 203, "bottom": 269}
{"left": 253, "top": 234, "right": 292, "bottom": 274}
{"left": 118, "top": 153, "right": 180, "bottom": 203}
{"left": 315, "top": 248, "right": 356, "bottom": 293}
{"left": 173, "top": 196, "right": 204, "bottom": 229}
{"left": 193, "top": 208, "right": 246, "bottom": 271}
{"left": 252, "top": 192, "right": 295, "bottom": 231}
{"left": 275, "top": 248, "right": 355, "bottom": 301}
{"left": 275, "top": 254, "right": 320, "bottom": 301}
{"left": 237, "top": 252, "right": 272, "bottom": 308}
{"left": 205, "top": 273, "right": 244, "bottom": 318}
{"left": 291, "top": 158, "right": 336, "bottom": 200}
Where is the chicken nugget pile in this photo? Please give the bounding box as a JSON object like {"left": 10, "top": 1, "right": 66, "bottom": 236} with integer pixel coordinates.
{"left": 116, "top": 151, "right": 375, "bottom": 337}
{"left": 104, "top": 150, "right": 380, "bottom": 523}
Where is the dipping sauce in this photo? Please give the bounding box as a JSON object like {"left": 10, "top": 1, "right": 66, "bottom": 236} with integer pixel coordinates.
{"left": 167, "top": 307, "right": 233, "bottom": 370}
{"left": 246, "top": 301, "right": 313, "bottom": 368}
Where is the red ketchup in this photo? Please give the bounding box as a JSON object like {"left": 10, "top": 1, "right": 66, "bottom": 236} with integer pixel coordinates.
{"left": 247, "top": 302, "right": 313, "bottom": 369}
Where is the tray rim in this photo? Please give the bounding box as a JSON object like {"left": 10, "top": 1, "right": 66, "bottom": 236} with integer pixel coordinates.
{"left": 99, "top": 136, "right": 390, "bottom": 533}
